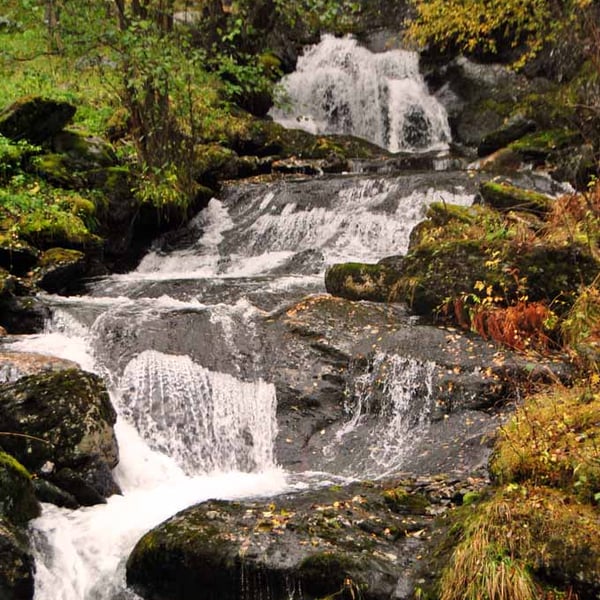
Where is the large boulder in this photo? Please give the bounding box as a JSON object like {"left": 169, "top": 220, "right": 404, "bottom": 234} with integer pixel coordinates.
{"left": 127, "top": 478, "right": 474, "bottom": 600}
{"left": 425, "top": 56, "right": 535, "bottom": 150}
{"left": 324, "top": 262, "right": 400, "bottom": 301}
{"left": 0, "top": 97, "right": 76, "bottom": 144}
{"left": 0, "top": 368, "right": 120, "bottom": 505}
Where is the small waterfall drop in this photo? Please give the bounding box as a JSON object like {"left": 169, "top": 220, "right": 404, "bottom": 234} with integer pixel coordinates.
{"left": 270, "top": 35, "right": 451, "bottom": 152}
{"left": 325, "top": 353, "right": 436, "bottom": 476}
{"left": 119, "top": 350, "right": 277, "bottom": 474}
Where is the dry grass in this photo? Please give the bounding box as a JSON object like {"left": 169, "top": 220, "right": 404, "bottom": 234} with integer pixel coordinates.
{"left": 492, "top": 383, "right": 600, "bottom": 502}
{"left": 439, "top": 486, "right": 599, "bottom": 600}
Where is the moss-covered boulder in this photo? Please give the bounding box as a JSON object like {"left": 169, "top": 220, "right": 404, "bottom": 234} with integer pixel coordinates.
{"left": 0, "top": 96, "right": 76, "bottom": 145}
{"left": 17, "top": 207, "right": 102, "bottom": 252}
{"left": 479, "top": 181, "right": 553, "bottom": 215}
{"left": 0, "top": 452, "right": 40, "bottom": 526}
{"left": 0, "top": 368, "right": 120, "bottom": 505}
{"left": 0, "top": 518, "right": 35, "bottom": 600}
{"left": 33, "top": 247, "right": 86, "bottom": 294}
{"left": 325, "top": 262, "right": 400, "bottom": 302}
{"left": 51, "top": 130, "right": 117, "bottom": 169}
{"left": 127, "top": 480, "right": 439, "bottom": 600}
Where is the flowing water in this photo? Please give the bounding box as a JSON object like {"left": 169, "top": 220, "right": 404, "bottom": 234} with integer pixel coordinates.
{"left": 2, "top": 37, "right": 480, "bottom": 600}
{"left": 270, "top": 35, "right": 451, "bottom": 153}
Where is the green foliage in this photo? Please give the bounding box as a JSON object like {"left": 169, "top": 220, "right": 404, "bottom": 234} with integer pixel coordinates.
{"left": 0, "top": 174, "right": 98, "bottom": 248}
{"left": 407, "top": 0, "right": 593, "bottom": 67}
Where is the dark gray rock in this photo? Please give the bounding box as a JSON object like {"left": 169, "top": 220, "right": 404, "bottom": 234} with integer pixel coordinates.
{"left": 477, "top": 114, "right": 537, "bottom": 157}
{"left": 0, "top": 368, "right": 120, "bottom": 505}
{"left": 34, "top": 248, "right": 87, "bottom": 294}
{"left": 0, "top": 97, "right": 76, "bottom": 144}
{"left": 127, "top": 478, "right": 459, "bottom": 600}
{"left": 0, "top": 452, "right": 40, "bottom": 526}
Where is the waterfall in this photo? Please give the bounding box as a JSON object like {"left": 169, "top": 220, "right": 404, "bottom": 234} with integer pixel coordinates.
{"left": 270, "top": 35, "right": 451, "bottom": 153}
{"left": 325, "top": 353, "right": 436, "bottom": 477}
{"left": 119, "top": 350, "right": 277, "bottom": 474}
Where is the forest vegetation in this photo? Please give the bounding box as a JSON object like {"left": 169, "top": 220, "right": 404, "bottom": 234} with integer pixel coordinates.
{"left": 1, "top": 1, "right": 599, "bottom": 599}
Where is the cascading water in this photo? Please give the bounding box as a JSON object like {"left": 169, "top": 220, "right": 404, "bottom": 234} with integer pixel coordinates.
{"left": 0, "top": 36, "right": 484, "bottom": 594}
{"left": 269, "top": 35, "right": 451, "bottom": 153}
{"left": 119, "top": 350, "right": 277, "bottom": 474}
{"left": 322, "top": 353, "right": 437, "bottom": 477}
{"left": 0, "top": 169, "right": 478, "bottom": 600}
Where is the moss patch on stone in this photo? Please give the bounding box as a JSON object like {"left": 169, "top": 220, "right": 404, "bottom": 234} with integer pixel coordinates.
{"left": 480, "top": 181, "right": 552, "bottom": 215}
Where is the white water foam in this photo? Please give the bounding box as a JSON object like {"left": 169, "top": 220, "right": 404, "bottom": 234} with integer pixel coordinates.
{"left": 118, "top": 349, "right": 278, "bottom": 474}
{"left": 270, "top": 35, "right": 451, "bottom": 152}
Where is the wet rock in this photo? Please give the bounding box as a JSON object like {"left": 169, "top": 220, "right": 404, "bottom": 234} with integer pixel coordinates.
{"left": 262, "top": 295, "right": 567, "bottom": 477}
{"left": 0, "top": 96, "right": 76, "bottom": 144}
{"left": 32, "top": 478, "right": 79, "bottom": 509}
{"left": 127, "top": 480, "right": 442, "bottom": 600}
{"left": 0, "top": 241, "right": 39, "bottom": 277}
{"left": 0, "top": 351, "right": 79, "bottom": 384}
{"left": 0, "top": 452, "right": 40, "bottom": 526}
{"left": 425, "top": 57, "right": 534, "bottom": 149}
{"left": 0, "top": 294, "right": 49, "bottom": 335}
{"left": 0, "top": 518, "right": 35, "bottom": 600}
{"left": 33, "top": 247, "right": 87, "bottom": 294}
{"left": 0, "top": 368, "right": 120, "bottom": 505}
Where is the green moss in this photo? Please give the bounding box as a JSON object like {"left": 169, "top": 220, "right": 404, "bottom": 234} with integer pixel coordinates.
{"left": 0, "top": 451, "right": 40, "bottom": 525}
{"left": 480, "top": 181, "right": 552, "bottom": 215}
{"left": 382, "top": 487, "right": 430, "bottom": 514}
{"left": 38, "top": 247, "right": 84, "bottom": 268}
{"left": 18, "top": 208, "right": 100, "bottom": 250}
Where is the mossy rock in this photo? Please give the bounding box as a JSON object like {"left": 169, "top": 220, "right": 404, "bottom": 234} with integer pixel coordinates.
{"left": 34, "top": 247, "right": 86, "bottom": 294}
{"left": 325, "top": 262, "right": 401, "bottom": 302}
{"left": 0, "top": 135, "right": 40, "bottom": 183}
{"left": 0, "top": 368, "right": 120, "bottom": 505}
{"left": 51, "top": 130, "right": 117, "bottom": 169}
{"left": 508, "top": 128, "right": 582, "bottom": 163}
{"left": 389, "top": 239, "right": 509, "bottom": 315}
{"left": 479, "top": 181, "right": 552, "bottom": 215}
{"left": 382, "top": 486, "right": 430, "bottom": 514}
{"left": 127, "top": 481, "right": 431, "bottom": 600}
{"left": 477, "top": 114, "right": 537, "bottom": 157}
{"left": 0, "top": 96, "right": 76, "bottom": 144}
{"left": 0, "top": 452, "right": 40, "bottom": 526}
{"left": 194, "top": 144, "right": 240, "bottom": 184}
{"left": 31, "top": 153, "right": 83, "bottom": 188}
{"left": 0, "top": 517, "right": 35, "bottom": 600}
{"left": 17, "top": 208, "right": 101, "bottom": 251}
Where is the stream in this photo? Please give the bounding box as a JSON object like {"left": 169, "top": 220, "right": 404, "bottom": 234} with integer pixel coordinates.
{"left": 5, "top": 37, "right": 480, "bottom": 599}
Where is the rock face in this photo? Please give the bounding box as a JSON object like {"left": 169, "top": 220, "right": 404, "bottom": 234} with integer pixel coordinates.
{"left": 0, "top": 368, "right": 120, "bottom": 505}
{"left": 127, "top": 478, "right": 471, "bottom": 600}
